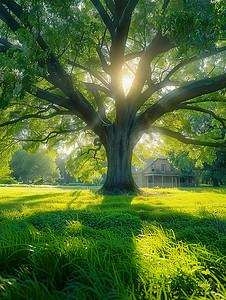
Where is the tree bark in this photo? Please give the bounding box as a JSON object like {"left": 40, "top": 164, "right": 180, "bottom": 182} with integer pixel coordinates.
{"left": 98, "top": 126, "right": 140, "bottom": 195}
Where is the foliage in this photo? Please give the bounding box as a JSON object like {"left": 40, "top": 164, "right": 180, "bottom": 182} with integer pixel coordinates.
{"left": 9, "top": 148, "right": 60, "bottom": 184}
{"left": 55, "top": 155, "right": 76, "bottom": 184}
{"left": 168, "top": 149, "right": 226, "bottom": 186}
{"left": 66, "top": 134, "right": 107, "bottom": 182}
{"left": 0, "top": 164, "right": 14, "bottom": 183}
{"left": 200, "top": 149, "right": 226, "bottom": 186}
{"left": 0, "top": 186, "right": 225, "bottom": 299}
{"left": 0, "top": 129, "right": 18, "bottom": 182}
{"left": 159, "top": 0, "right": 225, "bottom": 54}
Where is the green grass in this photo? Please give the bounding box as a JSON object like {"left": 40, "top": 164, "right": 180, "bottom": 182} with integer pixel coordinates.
{"left": 0, "top": 186, "right": 225, "bottom": 299}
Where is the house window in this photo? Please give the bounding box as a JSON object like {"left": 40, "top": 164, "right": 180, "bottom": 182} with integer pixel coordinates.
{"left": 151, "top": 164, "right": 156, "bottom": 172}
{"left": 161, "top": 164, "right": 166, "bottom": 173}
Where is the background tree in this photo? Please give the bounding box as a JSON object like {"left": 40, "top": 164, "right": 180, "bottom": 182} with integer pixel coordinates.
{"left": 55, "top": 155, "right": 76, "bottom": 184}
{"left": 0, "top": 0, "right": 225, "bottom": 194}
{"left": 168, "top": 148, "right": 226, "bottom": 186}
{"left": 10, "top": 148, "right": 60, "bottom": 183}
{"left": 198, "top": 149, "right": 226, "bottom": 186}
{"left": 168, "top": 151, "right": 197, "bottom": 174}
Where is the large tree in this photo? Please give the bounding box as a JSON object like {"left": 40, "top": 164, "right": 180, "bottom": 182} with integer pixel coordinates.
{"left": 0, "top": 0, "right": 225, "bottom": 194}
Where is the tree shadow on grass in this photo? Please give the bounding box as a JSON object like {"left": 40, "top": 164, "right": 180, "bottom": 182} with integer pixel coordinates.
{"left": 1, "top": 191, "right": 226, "bottom": 255}
{"left": 0, "top": 193, "right": 66, "bottom": 211}
{"left": 67, "top": 191, "right": 82, "bottom": 210}
{"left": 0, "top": 191, "right": 226, "bottom": 299}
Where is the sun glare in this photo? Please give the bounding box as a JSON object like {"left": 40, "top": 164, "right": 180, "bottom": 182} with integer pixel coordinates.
{"left": 122, "top": 74, "right": 134, "bottom": 95}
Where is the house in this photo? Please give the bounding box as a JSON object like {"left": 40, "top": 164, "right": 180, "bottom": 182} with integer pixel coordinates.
{"left": 132, "top": 158, "right": 196, "bottom": 188}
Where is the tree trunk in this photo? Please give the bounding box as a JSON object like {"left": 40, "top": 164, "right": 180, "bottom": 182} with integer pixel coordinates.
{"left": 212, "top": 177, "right": 219, "bottom": 187}
{"left": 98, "top": 127, "right": 140, "bottom": 195}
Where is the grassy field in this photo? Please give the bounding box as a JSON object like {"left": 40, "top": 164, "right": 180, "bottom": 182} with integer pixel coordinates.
{"left": 0, "top": 186, "right": 225, "bottom": 299}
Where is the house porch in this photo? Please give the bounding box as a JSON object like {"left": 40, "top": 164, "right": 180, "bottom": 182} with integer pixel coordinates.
{"left": 145, "top": 174, "right": 180, "bottom": 188}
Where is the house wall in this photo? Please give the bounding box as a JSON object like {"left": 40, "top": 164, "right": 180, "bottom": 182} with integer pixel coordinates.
{"left": 133, "top": 158, "right": 181, "bottom": 188}
{"left": 144, "top": 158, "right": 175, "bottom": 175}
{"left": 133, "top": 173, "right": 146, "bottom": 187}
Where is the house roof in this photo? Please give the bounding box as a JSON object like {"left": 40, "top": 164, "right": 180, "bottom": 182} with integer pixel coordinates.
{"left": 132, "top": 158, "right": 162, "bottom": 174}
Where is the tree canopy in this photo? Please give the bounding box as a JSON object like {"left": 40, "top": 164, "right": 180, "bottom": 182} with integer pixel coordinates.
{"left": 0, "top": 0, "right": 225, "bottom": 194}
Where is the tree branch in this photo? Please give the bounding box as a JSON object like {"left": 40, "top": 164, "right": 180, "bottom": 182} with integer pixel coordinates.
{"left": 0, "top": 37, "right": 13, "bottom": 53}
{"left": 135, "top": 73, "right": 226, "bottom": 131}
{"left": 90, "top": 0, "right": 114, "bottom": 36}
{"left": 116, "top": 0, "right": 139, "bottom": 31}
{"left": 161, "top": 0, "right": 171, "bottom": 12}
{"left": 110, "top": 0, "right": 140, "bottom": 66}
{"left": 83, "top": 83, "right": 110, "bottom": 123}
{"left": 176, "top": 104, "right": 226, "bottom": 127}
{"left": 33, "top": 88, "right": 100, "bottom": 129}
{"left": 124, "top": 51, "right": 143, "bottom": 61}
{"left": 105, "top": 0, "right": 115, "bottom": 17}
{"left": 32, "top": 86, "right": 104, "bottom": 136}
{"left": 96, "top": 45, "right": 111, "bottom": 75}
{"left": 109, "top": 1, "right": 140, "bottom": 107}
{"left": 0, "top": 107, "right": 71, "bottom": 128}
{"left": 148, "top": 126, "right": 226, "bottom": 147}
{"left": 137, "top": 79, "right": 180, "bottom": 110}
{"left": 68, "top": 60, "right": 110, "bottom": 88}
{"left": 83, "top": 82, "right": 113, "bottom": 98}
{"left": 1, "top": 0, "right": 76, "bottom": 97}
{"left": 81, "top": 138, "right": 102, "bottom": 159}
{"left": 34, "top": 88, "right": 72, "bottom": 110}
{"left": 15, "top": 127, "right": 87, "bottom": 143}
{"left": 131, "top": 46, "right": 226, "bottom": 111}
{"left": 164, "top": 46, "right": 226, "bottom": 82}
{"left": 128, "top": 34, "right": 174, "bottom": 105}
{"left": 0, "top": 3, "right": 21, "bottom": 32}
{"left": 184, "top": 97, "right": 226, "bottom": 105}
